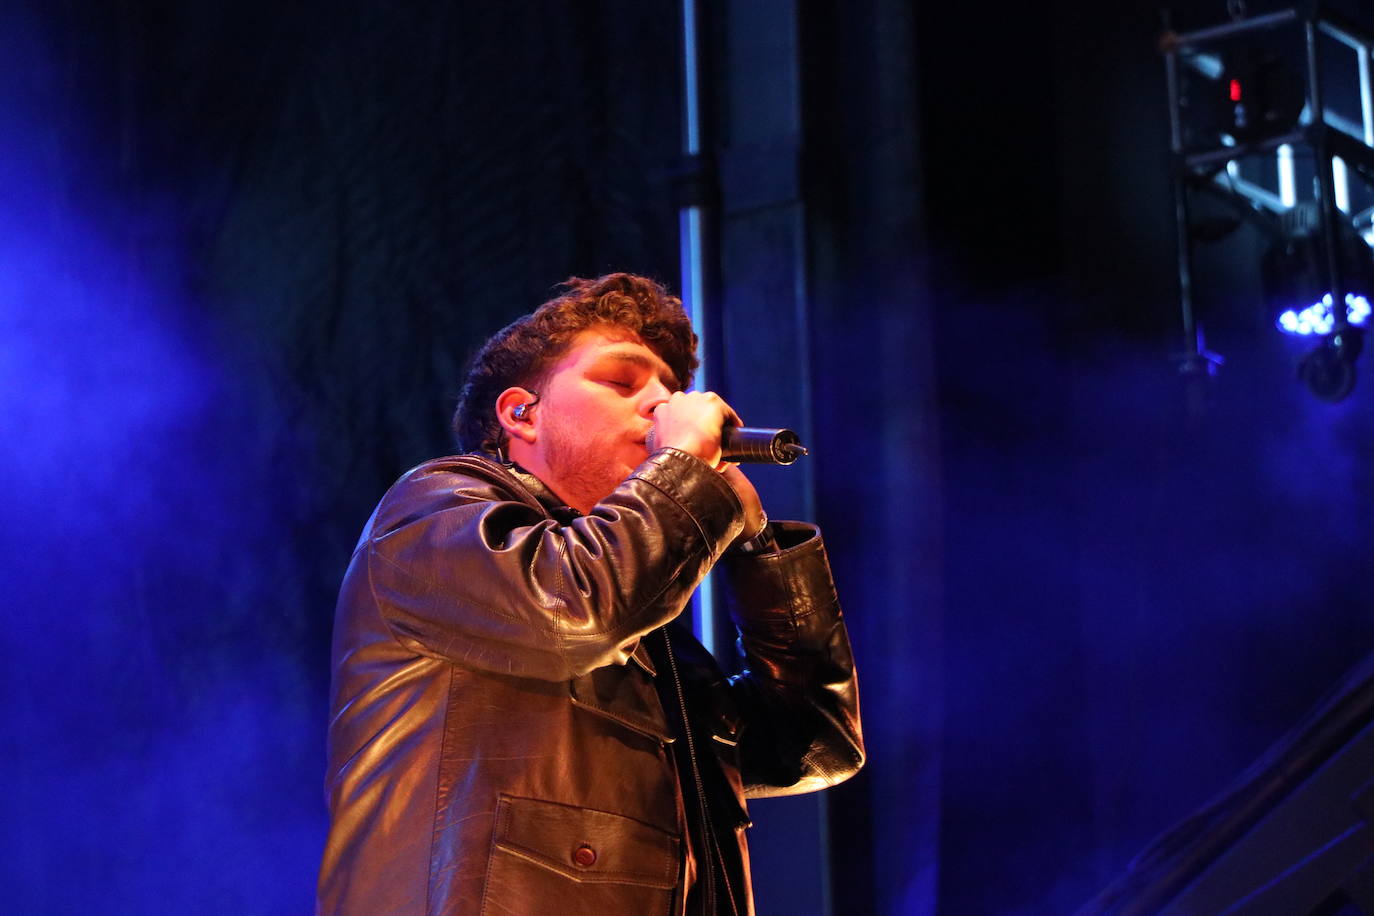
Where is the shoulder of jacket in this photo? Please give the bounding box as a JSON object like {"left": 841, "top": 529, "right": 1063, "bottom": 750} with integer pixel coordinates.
{"left": 382, "top": 453, "right": 546, "bottom": 514}
{"left": 401, "top": 452, "right": 512, "bottom": 482}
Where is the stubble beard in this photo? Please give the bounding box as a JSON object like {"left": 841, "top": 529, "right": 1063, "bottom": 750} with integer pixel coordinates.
{"left": 542, "top": 417, "right": 633, "bottom": 512}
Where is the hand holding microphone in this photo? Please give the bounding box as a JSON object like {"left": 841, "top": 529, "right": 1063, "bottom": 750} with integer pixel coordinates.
{"left": 647, "top": 391, "right": 736, "bottom": 467}
{"left": 647, "top": 391, "right": 805, "bottom": 546}
{"left": 647, "top": 391, "right": 808, "bottom": 466}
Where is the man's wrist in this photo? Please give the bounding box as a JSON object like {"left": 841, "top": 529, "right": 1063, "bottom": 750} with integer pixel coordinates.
{"left": 732, "top": 512, "right": 777, "bottom": 556}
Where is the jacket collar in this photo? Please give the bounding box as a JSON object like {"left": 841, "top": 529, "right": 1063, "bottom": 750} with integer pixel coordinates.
{"left": 501, "top": 459, "right": 585, "bottom": 524}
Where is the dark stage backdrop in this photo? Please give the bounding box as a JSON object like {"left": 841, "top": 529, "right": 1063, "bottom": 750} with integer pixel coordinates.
{"left": 2, "top": 1, "right": 681, "bottom": 913}
{"left": 6, "top": 1, "right": 1374, "bottom": 914}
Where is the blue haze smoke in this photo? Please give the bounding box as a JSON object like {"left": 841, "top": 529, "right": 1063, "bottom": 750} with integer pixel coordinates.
{"left": 0, "top": 8, "right": 325, "bottom": 912}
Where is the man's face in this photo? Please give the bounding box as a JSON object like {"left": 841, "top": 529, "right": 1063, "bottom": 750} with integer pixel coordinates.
{"left": 528, "top": 326, "right": 679, "bottom": 512}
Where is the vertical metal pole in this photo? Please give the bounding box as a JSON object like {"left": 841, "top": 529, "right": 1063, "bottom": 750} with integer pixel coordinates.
{"left": 1278, "top": 144, "right": 1298, "bottom": 207}
{"left": 1306, "top": 16, "right": 1349, "bottom": 332}
{"left": 679, "top": 0, "right": 719, "bottom": 655}
{"left": 1361, "top": 45, "right": 1374, "bottom": 243}
{"left": 1334, "top": 156, "right": 1350, "bottom": 213}
{"left": 1360, "top": 42, "right": 1373, "bottom": 146}
{"left": 1165, "top": 44, "right": 1201, "bottom": 363}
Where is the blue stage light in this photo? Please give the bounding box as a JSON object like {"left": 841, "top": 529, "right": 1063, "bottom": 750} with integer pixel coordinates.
{"left": 1276, "top": 292, "right": 1372, "bottom": 337}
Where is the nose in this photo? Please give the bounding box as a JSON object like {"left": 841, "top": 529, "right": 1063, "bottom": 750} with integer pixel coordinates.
{"left": 639, "top": 378, "right": 672, "bottom": 417}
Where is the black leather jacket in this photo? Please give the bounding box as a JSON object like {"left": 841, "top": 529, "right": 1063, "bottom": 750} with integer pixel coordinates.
{"left": 317, "top": 448, "right": 863, "bottom": 914}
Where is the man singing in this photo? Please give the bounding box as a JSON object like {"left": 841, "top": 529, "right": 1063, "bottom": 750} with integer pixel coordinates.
{"left": 317, "top": 273, "right": 863, "bottom": 915}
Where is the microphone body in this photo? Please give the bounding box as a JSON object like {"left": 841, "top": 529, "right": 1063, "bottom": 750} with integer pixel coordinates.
{"left": 721, "top": 427, "right": 807, "bottom": 465}
{"left": 647, "top": 425, "right": 808, "bottom": 465}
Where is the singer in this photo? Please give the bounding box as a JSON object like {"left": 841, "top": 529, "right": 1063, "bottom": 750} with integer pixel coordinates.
{"left": 317, "top": 272, "right": 863, "bottom": 915}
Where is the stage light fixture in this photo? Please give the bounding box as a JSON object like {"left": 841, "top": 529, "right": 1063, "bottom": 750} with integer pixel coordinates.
{"left": 1261, "top": 218, "right": 1373, "bottom": 401}
{"left": 1297, "top": 324, "right": 1364, "bottom": 402}
{"left": 1163, "top": 5, "right": 1374, "bottom": 403}
{"left": 1262, "top": 211, "right": 1374, "bottom": 332}
{"left": 1276, "top": 292, "right": 1371, "bottom": 336}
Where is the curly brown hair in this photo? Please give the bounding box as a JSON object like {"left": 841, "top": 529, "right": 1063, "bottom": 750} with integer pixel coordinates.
{"left": 452, "top": 273, "right": 699, "bottom": 454}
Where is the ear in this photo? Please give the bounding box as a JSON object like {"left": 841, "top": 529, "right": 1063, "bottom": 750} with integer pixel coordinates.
{"left": 496, "top": 387, "right": 539, "bottom": 445}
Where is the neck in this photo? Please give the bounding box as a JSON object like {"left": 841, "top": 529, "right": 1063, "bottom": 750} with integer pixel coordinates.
{"left": 507, "top": 446, "right": 596, "bottom": 515}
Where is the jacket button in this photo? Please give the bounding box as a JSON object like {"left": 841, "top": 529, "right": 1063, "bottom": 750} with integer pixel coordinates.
{"left": 573, "top": 844, "right": 597, "bottom": 867}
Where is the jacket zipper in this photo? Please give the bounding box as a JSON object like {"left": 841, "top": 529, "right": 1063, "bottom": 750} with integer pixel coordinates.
{"left": 660, "top": 626, "right": 739, "bottom": 916}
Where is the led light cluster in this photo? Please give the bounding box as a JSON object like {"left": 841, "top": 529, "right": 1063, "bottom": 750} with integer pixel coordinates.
{"left": 1276, "top": 292, "right": 1372, "bottom": 336}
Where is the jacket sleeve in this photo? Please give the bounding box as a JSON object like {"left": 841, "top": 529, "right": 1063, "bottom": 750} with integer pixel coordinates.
{"left": 364, "top": 449, "right": 746, "bottom": 681}
{"left": 720, "top": 522, "right": 865, "bottom": 797}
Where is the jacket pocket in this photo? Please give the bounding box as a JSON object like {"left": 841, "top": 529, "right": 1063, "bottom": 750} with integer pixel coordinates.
{"left": 479, "top": 795, "right": 679, "bottom": 916}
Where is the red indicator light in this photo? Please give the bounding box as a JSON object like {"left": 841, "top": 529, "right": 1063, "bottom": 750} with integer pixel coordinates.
{"left": 1230, "top": 78, "right": 1242, "bottom": 102}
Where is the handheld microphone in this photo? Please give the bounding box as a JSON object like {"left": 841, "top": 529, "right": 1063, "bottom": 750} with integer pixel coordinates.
{"left": 721, "top": 427, "right": 808, "bottom": 465}
{"left": 647, "top": 425, "right": 809, "bottom": 465}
